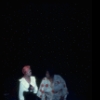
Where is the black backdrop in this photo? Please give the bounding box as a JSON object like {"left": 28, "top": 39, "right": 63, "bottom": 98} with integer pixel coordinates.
{"left": 1, "top": 2, "right": 92, "bottom": 100}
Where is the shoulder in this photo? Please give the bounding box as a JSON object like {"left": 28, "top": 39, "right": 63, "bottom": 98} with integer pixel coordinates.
{"left": 41, "top": 77, "right": 47, "bottom": 82}
{"left": 54, "top": 74, "right": 61, "bottom": 78}
{"left": 31, "top": 76, "right": 36, "bottom": 79}
{"left": 19, "top": 77, "right": 25, "bottom": 82}
{"left": 18, "top": 77, "right": 26, "bottom": 85}
{"left": 31, "top": 76, "right": 37, "bottom": 81}
{"left": 54, "top": 74, "right": 63, "bottom": 79}
{"left": 42, "top": 77, "right": 47, "bottom": 80}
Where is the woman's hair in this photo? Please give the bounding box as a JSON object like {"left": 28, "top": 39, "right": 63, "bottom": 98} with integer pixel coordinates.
{"left": 46, "top": 67, "right": 55, "bottom": 77}
{"left": 22, "top": 65, "right": 30, "bottom": 75}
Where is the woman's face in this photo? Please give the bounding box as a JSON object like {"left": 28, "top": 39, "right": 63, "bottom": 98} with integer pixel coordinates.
{"left": 26, "top": 69, "right": 32, "bottom": 77}
{"left": 46, "top": 71, "right": 50, "bottom": 79}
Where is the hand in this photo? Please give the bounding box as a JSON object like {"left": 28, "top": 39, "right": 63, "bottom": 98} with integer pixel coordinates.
{"left": 29, "top": 85, "right": 34, "bottom": 91}
{"left": 60, "top": 96, "right": 64, "bottom": 100}
{"left": 52, "top": 89, "right": 58, "bottom": 93}
{"left": 30, "top": 85, "right": 34, "bottom": 90}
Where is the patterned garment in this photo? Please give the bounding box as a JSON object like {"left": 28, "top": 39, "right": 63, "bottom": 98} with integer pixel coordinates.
{"left": 37, "top": 75, "right": 69, "bottom": 100}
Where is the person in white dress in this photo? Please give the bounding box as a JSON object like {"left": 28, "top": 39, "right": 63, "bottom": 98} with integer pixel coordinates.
{"left": 37, "top": 68, "right": 69, "bottom": 100}
{"left": 18, "top": 65, "right": 38, "bottom": 100}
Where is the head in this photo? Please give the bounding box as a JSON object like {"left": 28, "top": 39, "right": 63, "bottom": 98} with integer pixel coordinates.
{"left": 46, "top": 68, "right": 55, "bottom": 79}
{"left": 22, "top": 65, "right": 32, "bottom": 77}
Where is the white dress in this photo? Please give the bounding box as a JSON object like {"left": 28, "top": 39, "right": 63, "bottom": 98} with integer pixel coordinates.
{"left": 18, "top": 76, "right": 38, "bottom": 100}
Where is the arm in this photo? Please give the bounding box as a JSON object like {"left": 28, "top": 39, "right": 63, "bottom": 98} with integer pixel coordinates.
{"left": 33, "top": 77, "right": 38, "bottom": 94}
{"left": 53, "top": 75, "right": 69, "bottom": 99}
{"left": 53, "top": 75, "right": 64, "bottom": 91}
{"left": 37, "top": 78, "right": 46, "bottom": 100}
{"left": 18, "top": 82, "right": 24, "bottom": 100}
{"left": 59, "top": 76, "right": 69, "bottom": 99}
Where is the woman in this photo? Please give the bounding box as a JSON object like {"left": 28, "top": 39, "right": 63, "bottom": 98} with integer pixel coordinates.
{"left": 18, "top": 65, "right": 38, "bottom": 100}
{"left": 37, "top": 68, "right": 69, "bottom": 100}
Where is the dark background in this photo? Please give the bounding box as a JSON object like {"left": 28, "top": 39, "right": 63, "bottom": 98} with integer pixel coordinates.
{"left": 1, "top": 2, "right": 92, "bottom": 100}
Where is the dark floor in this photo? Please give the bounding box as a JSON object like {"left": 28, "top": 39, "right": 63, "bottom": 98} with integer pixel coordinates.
{"left": 3, "top": 92, "right": 88, "bottom": 100}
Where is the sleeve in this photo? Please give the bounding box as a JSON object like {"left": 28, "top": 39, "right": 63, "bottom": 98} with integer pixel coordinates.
{"left": 59, "top": 75, "right": 69, "bottom": 99}
{"left": 53, "top": 75, "right": 63, "bottom": 92}
{"left": 37, "top": 78, "right": 46, "bottom": 100}
{"left": 18, "top": 82, "right": 25, "bottom": 100}
{"left": 53, "top": 75, "right": 69, "bottom": 99}
{"left": 33, "top": 77, "right": 38, "bottom": 94}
